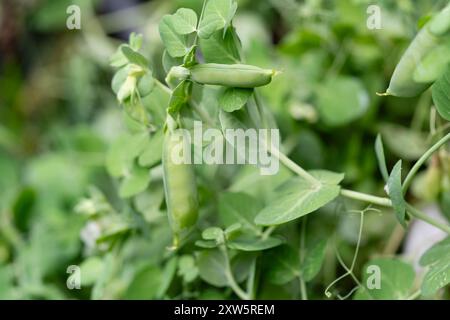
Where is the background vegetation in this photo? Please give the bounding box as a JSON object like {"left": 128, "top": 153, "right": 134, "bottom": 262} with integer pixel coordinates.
{"left": 0, "top": 0, "right": 449, "bottom": 300}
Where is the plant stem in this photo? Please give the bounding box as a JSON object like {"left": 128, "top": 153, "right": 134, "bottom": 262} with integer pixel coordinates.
{"left": 246, "top": 257, "right": 257, "bottom": 300}
{"left": 406, "top": 204, "right": 450, "bottom": 235}
{"left": 382, "top": 223, "right": 406, "bottom": 256}
{"left": 190, "top": 101, "right": 216, "bottom": 128}
{"left": 155, "top": 79, "right": 172, "bottom": 95}
{"left": 341, "top": 189, "right": 450, "bottom": 234}
{"left": 221, "top": 246, "right": 250, "bottom": 300}
{"left": 406, "top": 290, "right": 421, "bottom": 300}
{"left": 261, "top": 226, "right": 276, "bottom": 239}
{"left": 299, "top": 218, "right": 308, "bottom": 300}
{"left": 270, "top": 146, "right": 321, "bottom": 186}
{"left": 402, "top": 133, "right": 450, "bottom": 194}
{"left": 299, "top": 277, "right": 308, "bottom": 301}
{"left": 340, "top": 189, "right": 392, "bottom": 207}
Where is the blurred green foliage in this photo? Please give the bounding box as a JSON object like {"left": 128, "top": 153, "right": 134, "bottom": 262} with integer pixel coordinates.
{"left": 0, "top": 0, "right": 449, "bottom": 300}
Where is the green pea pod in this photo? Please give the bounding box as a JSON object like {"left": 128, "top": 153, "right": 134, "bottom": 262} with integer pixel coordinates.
{"left": 428, "top": 3, "right": 450, "bottom": 36}
{"left": 382, "top": 26, "right": 439, "bottom": 97}
{"left": 162, "top": 127, "right": 198, "bottom": 246}
{"left": 190, "top": 63, "right": 275, "bottom": 88}
{"left": 382, "top": 4, "right": 450, "bottom": 97}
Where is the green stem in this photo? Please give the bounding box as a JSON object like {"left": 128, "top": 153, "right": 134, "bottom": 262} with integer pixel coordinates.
{"left": 340, "top": 189, "right": 392, "bottom": 207}
{"left": 406, "top": 204, "right": 450, "bottom": 235}
{"left": 341, "top": 189, "right": 450, "bottom": 234}
{"left": 270, "top": 146, "right": 321, "bottom": 187}
{"left": 299, "top": 277, "right": 308, "bottom": 301}
{"left": 246, "top": 257, "right": 257, "bottom": 300}
{"left": 406, "top": 290, "right": 421, "bottom": 300}
{"left": 155, "top": 79, "right": 172, "bottom": 95}
{"left": 261, "top": 226, "right": 276, "bottom": 240}
{"left": 299, "top": 218, "right": 308, "bottom": 300}
{"left": 221, "top": 246, "right": 250, "bottom": 300}
{"left": 402, "top": 133, "right": 450, "bottom": 194}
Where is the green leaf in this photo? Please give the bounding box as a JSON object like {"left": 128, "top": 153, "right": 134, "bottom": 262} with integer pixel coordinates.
{"left": 170, "top": 8, "right": 198, "bottom": 35}
{"left": 419, "top": 237, "right": 450, "bottom": 296}
{"left": 0, "top": 266, "right": 15, "bottom": 299}
{"left": 79, "top": 256, "right": 104, "bottom": 287}
{"left": 232, "top": 253, "right": 256, "bottom": 283}
{"left": 110, "top": 44, "right": 128, "bottom": 68}
{"left": 119, "top": 165, "right": 150, "bottom": 198}
{"left": 360, "top": 258, "right": 415, "bottom": 300}
{"left": 413, "top": 41, "right": 450, "bottom": 83}
{"left": 379, "top": 123, "right": 429, "bottom": 160}
{"left": 432, "top": 65, "right": 450, "bottom": 121}
{"left": 375, "top": 134, "right": 389, "bottom": 182}
{"left": 124, "top": 265, "right": 162, "bottom": 299}
{"left": 440, "top": 188, "right": 450, "bottom": 221}
{"left": 121, "top": 45, "right": 149, "bottom": 68}
{"left": 387, "top": 161, "right": 406, "bottom": 227}
{"left": 198, "top": 0, "right": 237, "bottom": 39}
{"left": 224, "top": 223, "right": 241, "bottom": 237}
{"left": 199, "top": 29, "right": 240, "bottom": 64}
{"left": 315, "top": 76, "right": 369, "bottom": 127}
{"left": 428, "top": 3, "right": 450, "bottom": 36}
{"left": 219, "top": 192, "right": 263, "bottom": 236}
{"left": 168, "top": 80, "right": 190, "bottom": 115}
{"left": 156, "top": 257, "right": 178, "bottom": 298}
{"left": 255, "top": 171, "right": 343, "bottom": 226}
{"left": 202, "top": 227, "right": 225, "bottom": 243}
{"left": 159, "top": 15, "right": 190, "bottom": 57}
{"left": 227, "top": 236, "right": 283, "bottom": 251}
{"left": 95, "top": 214, "right": 132, "bottom": 245}
{"left": 219, "top": 88, "right": 253, "bottom": 112}
{"left": 111, "top": 67, "right": 129, "bottom": 95}
{"left": 195, "top": 240, "right": 218, "bottom": 249}
{"left": 105, "top": 133, "right": 149, "bottom": 177}
{"left": 301, "top": 238, "right": 327, "bottom": 282}
{"left": 178, "top": 255, "right": 199, "bottom": 283}
{"left": 264, "top": 245, "right": 300, "bottom": 285}
{"left": 128, "top": 32, "right": 143, "bottom": 51}
{"left": 138, "top": 130, "right": 164, "bottom": 167}
{"left": 197, "top": 249, "right": 229, "bottom": 287}
{"left": 162, "top": 50, "right": 184, "bottom": 73}
{"left": 137, "top": 72, "right": 155, "bottom": 98}
{"left": 12, "top": 187, "right": 35, "bottom": 233}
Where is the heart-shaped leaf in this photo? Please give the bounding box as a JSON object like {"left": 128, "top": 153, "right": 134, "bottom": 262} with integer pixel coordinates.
{"left": 170, "top": 8, "right": 198, "bottom": 35}
{"left": 198, "top": 0, "right": 236, "bottom": 39}
{"left": 219, "top": 87, "right": 253, "bottom": 112}
{"left": 159, "top": 15, "right": 190, "bottom": 57}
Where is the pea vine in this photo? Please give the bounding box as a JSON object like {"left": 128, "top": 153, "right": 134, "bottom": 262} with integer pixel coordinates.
{"left": 102, "top": 0, "right": 450, "bottom": 300}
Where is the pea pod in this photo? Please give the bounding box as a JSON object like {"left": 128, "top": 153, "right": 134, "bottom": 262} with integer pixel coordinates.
{"left": 162, "top": 126, "right": 198, "bottom": 246}
{"left": 428, "top": 3, "right": 450, "bottom": 36}
{"left": 190, "top": 63, "right": 275, "bottom": 88}
{"left": 382, "top": 3, "right": 450, "bottom": 97}
{"left": 382, "top": 25, "right": 439, "bottom": 97}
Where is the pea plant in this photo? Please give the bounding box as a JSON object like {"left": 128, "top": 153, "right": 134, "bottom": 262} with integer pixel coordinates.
{"left": 76, "top": 0, "right": 450, "bottom": 300}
